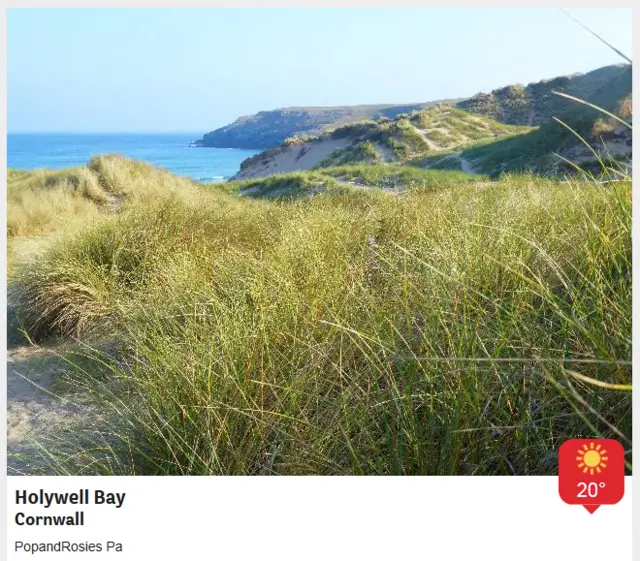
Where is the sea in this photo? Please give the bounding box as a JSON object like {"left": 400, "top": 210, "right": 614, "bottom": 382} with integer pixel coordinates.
{"left": 6, "top": 133, "right": 260, "bottom": 183}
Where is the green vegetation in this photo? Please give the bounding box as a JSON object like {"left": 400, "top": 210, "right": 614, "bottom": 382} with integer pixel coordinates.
{"left": 197, "top": 100, "right": 463, "bottom": 149}
{"left": 382, "top": 120, "right": 431, "bottom": 158}
{"left": 8, "top": 167, "right": 107, "bottom": 238}
{"left": 319, "top": 164, "right": 483, "bottom": 190}
{"left": 198, "top": 64, "right": 630, "bottom": 155}
{"left": 461, "top": 96, "right": 632, "bottom": 176}
{"left": 227, "top": 165, "right": 485, "bottom": 198}
{"left": 410, "top": 106, "right": 531, "bottom": 143}
{"left": 461, "top": 123, "right": 578, "bottom": 175}
{"left": 227, "top": 171, "right": 343, "bottom": 198}
{"left": 404, "top": 91, "right": 632, "bottom": 177}
{"left": 326, "top": 107, "right": 529, "bottom": 161}
{"left": 234, "top": 105, "right": 532, "bottom": 180}
{"left": 223, "top": 165, "right": 485, "bottom": 199}
{"left": 458, "top": 63, "right": 631, "bottom": 126}
{"left": 449, "top": 65, "right": 632, "bottom": 176}
{"left": 207, "top": 63, "right": 631, "bottom": 186}
{"left": 316, "top": 141, "right": 381, "bottom": 168}
{"left": 9, "top": 156, "right": 631, "bottom": 475}
{"left": 7, "top": 155, "right": 200, "bottom": 239}
{"left": 410, "top": 153, "right": 464, "bottom": 172}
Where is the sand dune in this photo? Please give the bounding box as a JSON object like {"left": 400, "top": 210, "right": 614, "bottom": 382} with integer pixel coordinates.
{"left": 233, "top": 138, "right": 353, "bottom": 180}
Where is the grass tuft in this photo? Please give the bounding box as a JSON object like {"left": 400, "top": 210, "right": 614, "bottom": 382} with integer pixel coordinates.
{"left": 9, "top": 157, "right": 631, "bottom": 475}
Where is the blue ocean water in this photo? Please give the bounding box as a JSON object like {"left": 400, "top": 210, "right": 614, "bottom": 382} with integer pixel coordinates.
{"left": 7, "top": 133, "right": 259, "bottom": 183}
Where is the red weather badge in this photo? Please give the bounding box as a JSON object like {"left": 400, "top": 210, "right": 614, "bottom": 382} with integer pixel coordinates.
{"left": 558, "top": 439, "right": 625, "bottom": 514}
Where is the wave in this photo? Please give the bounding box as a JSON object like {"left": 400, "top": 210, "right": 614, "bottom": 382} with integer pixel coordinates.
{"left": 198, "top": 176, "right": 226, "bottom": 182}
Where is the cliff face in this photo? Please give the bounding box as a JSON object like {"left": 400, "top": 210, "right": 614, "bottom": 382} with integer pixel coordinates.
{"left": 196, "top": 102, "right": 461, "bottom": 149}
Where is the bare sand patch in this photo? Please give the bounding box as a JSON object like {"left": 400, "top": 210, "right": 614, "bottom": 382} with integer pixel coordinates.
{"left": 233, "top": 138, "right": 352, "bottom": 180}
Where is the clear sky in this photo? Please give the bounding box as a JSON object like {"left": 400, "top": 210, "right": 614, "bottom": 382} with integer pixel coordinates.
{"left": 7, "top": 8, "right": 633, "bottom": 133}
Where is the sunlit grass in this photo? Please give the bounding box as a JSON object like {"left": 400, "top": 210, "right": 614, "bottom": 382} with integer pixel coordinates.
{"left": 10, "top": 157, "right": 631, "bottom": 475}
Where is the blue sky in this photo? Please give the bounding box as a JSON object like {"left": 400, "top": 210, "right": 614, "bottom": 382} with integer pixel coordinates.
{"left": 7, "top": 8, "right": 632, "bottom": 133}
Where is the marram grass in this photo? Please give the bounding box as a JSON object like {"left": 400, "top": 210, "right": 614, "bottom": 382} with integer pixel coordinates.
{"left": 9, "top": 158, "right": 631, "bottom": 475}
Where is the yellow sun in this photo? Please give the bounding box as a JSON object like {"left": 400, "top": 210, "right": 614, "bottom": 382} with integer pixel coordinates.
{"left": 576, "top": 442, "right": 608, "bottom": 475}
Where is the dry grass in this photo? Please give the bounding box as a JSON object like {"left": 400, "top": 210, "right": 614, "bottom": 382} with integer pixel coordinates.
{"left": 7, "top": 168, "right": 106, "bottom": 238}
{"left": 7, "top": 154, "right": 200, "bottom": 238}
{"left": 9, "top": 157, "right": 632, "bottom": 475}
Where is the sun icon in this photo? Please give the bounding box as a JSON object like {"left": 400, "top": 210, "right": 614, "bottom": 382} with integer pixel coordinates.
{"left": 576, "top": 442, "right": 608, "bottom": 475}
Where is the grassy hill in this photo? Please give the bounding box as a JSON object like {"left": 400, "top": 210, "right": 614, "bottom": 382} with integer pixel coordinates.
{"left": 444, "top": 63, "right": 632, "bottom": 175}
{"left": 422, "top": 92, "right": 632, "bottom": 176}
{"left": 195, "top": 63, "right": 630, "bottom": 158}
{"left": 232, "top": 105, "right": 532, "bottom": 179}
{"left": 8, "top": 155, "right": 631, "bottom": 475}
{"left": 234, "top": 69, "right": 632, "bottom": 179}
{"left": 196, "top": 63, "right": 631, "bottom": 179}
{"left": 458, "top": 63, "right": 631, "bottom": 126}
{"left": 195, "top": 100, "right": 463, "bottom": 149}
{"left": 227, "top": 164, "right": 486, "bottom": 199}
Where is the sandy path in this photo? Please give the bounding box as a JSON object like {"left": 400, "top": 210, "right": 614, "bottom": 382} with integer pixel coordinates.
{"left": 373, "top": 143, "right": 395, "bottom": 163}
{"left": 413, "top": 127, "right": 442, "bottom": 151}
{"left": 6, "top": 278, "right": 105, "bottom": 475}
{"left": 6, "top": 312, "right": 119, "bottom": 475}
{"left": 7, "top": 345, "right": 90, "bottom": 474}
{"left": 7, "top": 202, "right": 124, "bottom": 475}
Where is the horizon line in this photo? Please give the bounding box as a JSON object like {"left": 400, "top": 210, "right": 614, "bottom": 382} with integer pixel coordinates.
{"left": 8, "top": 130, "right": 207, "bottom": 135}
